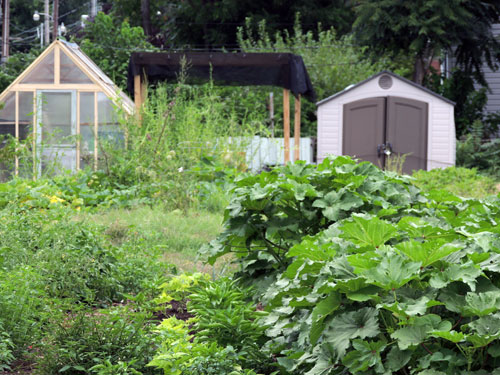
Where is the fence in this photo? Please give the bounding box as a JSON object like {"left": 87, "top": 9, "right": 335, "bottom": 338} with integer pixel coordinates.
{"left": 235, "top": 136, "right": 315, "bottom": 171}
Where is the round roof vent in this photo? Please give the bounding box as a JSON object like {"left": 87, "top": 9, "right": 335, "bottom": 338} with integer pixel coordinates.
{"left": 378, "top": 75, "right": 393, "bottom": 90}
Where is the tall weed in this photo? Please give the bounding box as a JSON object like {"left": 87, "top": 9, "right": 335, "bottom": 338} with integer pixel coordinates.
{"left": 101, "top": 81, "right": 257, "bottom": 210}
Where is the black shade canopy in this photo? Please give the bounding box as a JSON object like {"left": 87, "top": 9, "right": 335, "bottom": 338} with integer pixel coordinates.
{"left": 127, "top": 52, "right": 316, "bottom": 101}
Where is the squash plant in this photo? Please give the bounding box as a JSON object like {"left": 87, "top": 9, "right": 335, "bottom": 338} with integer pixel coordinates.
{"left": 204, "top": 156, "right": 500, "bottom": 374}
{"left": 201, "top": 156, "right": 422, "bottom": 292}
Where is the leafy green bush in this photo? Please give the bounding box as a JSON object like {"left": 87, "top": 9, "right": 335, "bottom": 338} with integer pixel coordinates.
{"left": 149, "top": 317, "right": 260, "bottom": 375}
{"left": 0, "top": 321, "right": 15, "bottom": 371}
{"left": 412, "top": 167, "right": 498, "bottom": 198}
{"left": 188, "top": 278, "right": 272, "bottom": 372}
{"left": 100, "top": 81, "right": 256, "bottom": 210}
{"left": 201, "top": 157, "right": 421, "bottom": 292}
{"left": 37, "top": 308, "right": 158, "bottom": 375}
{"left": 203, "top": 156, "right": 500, "bottom": 374}
{"left": 456, "top": 120, "right": 500, "bottom": 178}
{"left": 0, "top": 204, "right": 168, "bottom": 306}
{"left": 77, "top": 12, "right": 154, "bottom": 89}
{"left": 1, "top": 208, "right": 119, "bottom": 302}
{"left": 0, "top": 266, "right": 52, "bottom": 355}
{"left": 0, "top": 48, "right": 41, "bottom": 92}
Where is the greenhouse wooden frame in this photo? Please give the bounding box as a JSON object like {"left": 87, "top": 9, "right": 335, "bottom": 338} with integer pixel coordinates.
{"left": 0, "top": 39, "right": 134, "bottom": 179}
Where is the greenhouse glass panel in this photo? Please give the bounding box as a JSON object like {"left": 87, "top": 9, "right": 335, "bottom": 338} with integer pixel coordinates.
{"left": 18, "top": 92, "right": 34, "bottom": 140}
{"left": 20, "top": 50, "right": 55, "bottom": 84}
{"left": 18, "top": 92, "right": 34, "bottom": 178}
{"left": 60, "top": 50, "right": 93, "bottom": 84}
{"left": 79, "top": 92, "right": 95, "bottom": 170}
{"left": 98, "top": 92, "right": 123, "bottom": 146}
{"left": 0, "top": 92, "right": 15, "bottom": 180}
{"left": 41, "top": 92, "right": 73, "bottom": 145}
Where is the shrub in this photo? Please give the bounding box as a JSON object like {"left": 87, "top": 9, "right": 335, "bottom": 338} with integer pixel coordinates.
{"left": 149, "top": 317, "right": 261, "bottom": 375}
{"left": 203, "top": 157, "right": 500, "bottom": 374}
{"left": 456, "top": 120, "right": 500, "bottom": 178}
{"left": 0, "top": 266, "right": 52, "bottom": 354}
{"left": 0, "top": 321, "right": 15, "bottom": 371}
{"left": 37, "top": 308, "right": 158, "bottom": 375}
{"left": 77, "top": 12, "right": 154, "bottom": 89}
{"left": 412, "top": 167, "right": 498, "bottom": 198}
{"left": 100, "top": 81, "right": 256, "bottom": 210}
{"left": 188, "top": 278, "right": 272, "bottom": 372}
{"left": 201, "top": 156, "right": 421, "bottom": 292}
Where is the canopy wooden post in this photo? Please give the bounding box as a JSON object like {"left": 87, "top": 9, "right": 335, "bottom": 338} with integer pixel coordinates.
{"left": 94, "top": 91, "right": 98, "bottom": 171}
{"left": 33, "top": 95, "right": 37, "bottom": 180}
{"left": 76, "top": 91, "right": 80, "bottom": 171}
{"left": 134, "top": 74, "right": 142, "bottom": 112}
{"left": 15, "top": 91, "right": 19, "bottom": 176}
{"left": 294, "top": 94, "right": 301, "bottom": 161}
{"left": 283, "top": 89, "right": 290, "bottom": 164}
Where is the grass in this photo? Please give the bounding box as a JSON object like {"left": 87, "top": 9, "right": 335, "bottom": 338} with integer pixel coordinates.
{"left": 412, "top": 166, "right": 500, "bottom": 199}
{"left": 80, "top": 205, "right": 227, "bottom": 273}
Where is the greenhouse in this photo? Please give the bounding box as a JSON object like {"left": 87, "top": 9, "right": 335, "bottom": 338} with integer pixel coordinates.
{"left": 0, "top": 39, "right": 134, "bottom": 179}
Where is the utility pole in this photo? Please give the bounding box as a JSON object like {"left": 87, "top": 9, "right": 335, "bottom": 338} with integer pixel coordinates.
{"left": 1, "top": 0, "right": 10, "bottom": 64}
{"left": 91, "top": 0, "right": 97, "bottom": 17}
{"left": 141, "top": 0, "right": 152, "bottom": 36}
{"left": 52, "top": 0, "right": 58, "bottom": 41}
{"left": 44, "top": 0, "right": 49, "bottom": 45}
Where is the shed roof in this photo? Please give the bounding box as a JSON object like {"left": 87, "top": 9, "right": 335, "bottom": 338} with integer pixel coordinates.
{"left": 316, "top": 70, "right": 455, "bottom": 106}
{"left": 127, "top": 51, "right": 316, "bottom": 101}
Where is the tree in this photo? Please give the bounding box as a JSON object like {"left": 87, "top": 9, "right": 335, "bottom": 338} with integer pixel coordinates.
{"left": 104, "top": 0, "right": 355, "bottom": 49}
{"left": 237, "top": 16, "right": 412, "bottom": 136}
{"left": 353, "top": 0, "right": 500, "bottom": 85}
{"left": 75, "top": 12, "right": 154, "bottom": 89}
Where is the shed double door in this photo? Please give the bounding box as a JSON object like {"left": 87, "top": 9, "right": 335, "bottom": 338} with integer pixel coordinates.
{"left": 343, "top": 96, "right": 428, "bottom": 174}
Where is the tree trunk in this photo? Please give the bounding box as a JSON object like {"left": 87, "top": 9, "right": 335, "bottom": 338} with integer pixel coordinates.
{"left": 413, "top": 56, "right": 426, "bottom": 85}
{"left": 141, "top": 0, "right": 152, "bottom": 36}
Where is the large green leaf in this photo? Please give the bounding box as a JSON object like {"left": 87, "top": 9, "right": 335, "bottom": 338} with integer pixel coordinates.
{"left": 391, "top": 314, "right": 452, "bottom": 350}
{"left": 360, "top": 253, "right": 421, "bottom": 291}
{"left": 429, "top": 261, "right": 482, "bottom": 291}
{"left": 341, "top": 339, "right": 386, "bottom": 373}
{"left": 340, "top": 215, "right": 397, "bottom": 248}
{"left": 310, "top": 292, "right": 341, "bottom": 345}
{"left": 430, "top": 330, "right": 465, "bottom": 343}
{"left": 312, "top": 189, "right": 364, "bottom": 221}
{"left": 396, "top": 240, "right": 463, "bottom": 268}
{"left": 467, "top": 314, "right": 500, "bottom": 336}
{"left": 379, "top": 297, "right": 443, "bottom": 318}
{"left": 385, "top": 346, "right": 411, "bottom": 372}
{"left": 463, "top": 291, "right": 500, "bottom": 317}
{"left": 397, "top": 216, "right": 456, "bottom": 241}
{"left": 323, "top": 307, "right": 380, "bottom": 357}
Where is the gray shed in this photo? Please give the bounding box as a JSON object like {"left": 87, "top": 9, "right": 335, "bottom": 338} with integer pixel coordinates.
{"left": 316, "top": 71, "right": 456, "bottom": 174}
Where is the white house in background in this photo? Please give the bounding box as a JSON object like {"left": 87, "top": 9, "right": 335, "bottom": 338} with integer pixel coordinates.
{"left": 316, "top": 71, "right": 456, "bottom": 174}
{"left": 445, "top": 24, "right": 500, "bottom": 115}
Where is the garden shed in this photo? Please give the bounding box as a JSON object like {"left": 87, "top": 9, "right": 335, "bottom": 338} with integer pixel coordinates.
{"left": 316, "top": 71, "right": 456, "bottom": 174}
{"left": 0, "top": 39, "right": 134, "bottom": 178}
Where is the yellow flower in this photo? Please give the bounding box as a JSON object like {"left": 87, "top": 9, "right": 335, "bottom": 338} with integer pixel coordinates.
{"left": 49, "top": 195, "right": 65, "bottom": 204}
